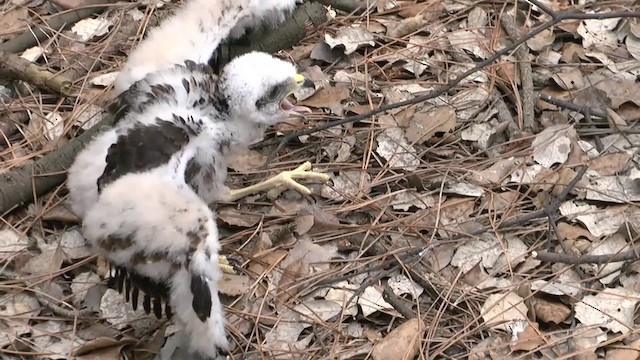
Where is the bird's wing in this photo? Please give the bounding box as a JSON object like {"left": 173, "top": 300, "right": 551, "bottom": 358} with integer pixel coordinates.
{"left": 82, "top": 173, "right": 228, "bottom": 355}
{"left": 98, "top": 119, "right": 193, "bottom": 192}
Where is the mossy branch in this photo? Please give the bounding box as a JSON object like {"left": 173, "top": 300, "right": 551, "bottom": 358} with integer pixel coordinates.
{"left": 0, "top": 51, "right": 72, "bottom": 96}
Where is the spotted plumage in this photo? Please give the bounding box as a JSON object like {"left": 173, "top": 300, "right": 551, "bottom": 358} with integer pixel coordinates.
{"left": 68, "top": 51, "right": 313, "bottom": 359}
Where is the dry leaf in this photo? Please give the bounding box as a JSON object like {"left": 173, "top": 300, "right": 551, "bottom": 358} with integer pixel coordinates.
{"left": 575, "top": 287, "right": 638, "bottom": 334}
{"left": 371, "top": 318, "right": 424, "bottom": 360}
{"left": 376, "top": 128, "right": 420, "bottom": 170}
{"left": 324, "top": 27, "right": 375, "bottom": 55}
{"left": 533, "top": 297, "right": 571, "bottom": 324}
{"left": 481, "top": 292, "right": 528, "bottom": 332}
{"left": 405, "top": 106, "right": 456, "bottom": 144}
{"left": 510, "top": 322, "right": 546, "bottom": 352}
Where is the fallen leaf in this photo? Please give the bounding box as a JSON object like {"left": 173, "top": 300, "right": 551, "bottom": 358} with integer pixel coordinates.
{"left": 534, "top": 297, "right": 571, "bottom": 324}
{"left": 376, "top": 128, "right": 421, "bottom": 170}
{"left": 405, "top": 106, "right": 456, "bottom": 144}
{"left": 575, "top": 287, "right": 638, "bottom": 334}
{"left": 532, "top": 125, "right": 574, "bottom": 168}
{"left": 371, "top": 318, "right": 424, "bottom": 360}
{"left": 359, "top": 286, "right": 393, "bottom": 317}
{"left": 321, "top": 170, "right": 372, "bottom": 201}
{"left": 510, "top": 322, "right": 545, "bottom": 352}
{"left": 388, "top": 274, "right": 423, "bottom": 299}
{"left": 481, "top": 292, "right": 528, "bottom": 332}
{"left": 324, "top": 27, "right": 375, "bottom": 55}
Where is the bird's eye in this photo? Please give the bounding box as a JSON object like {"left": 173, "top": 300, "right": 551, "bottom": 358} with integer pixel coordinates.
{"left": 267, "top": 86, "right": 280, "bottom": 101}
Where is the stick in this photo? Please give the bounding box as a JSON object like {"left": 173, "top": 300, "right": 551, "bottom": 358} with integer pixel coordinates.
{"left": 0, "top": 51, "right": 72, "bottom": 96}
{"left": 0, "top": 0, "right": 120, "bottom": 54}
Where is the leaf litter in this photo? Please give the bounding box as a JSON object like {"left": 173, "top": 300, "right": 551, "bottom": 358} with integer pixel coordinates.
{"left": 3, "top": 1, "right": 640, "bottom": 359}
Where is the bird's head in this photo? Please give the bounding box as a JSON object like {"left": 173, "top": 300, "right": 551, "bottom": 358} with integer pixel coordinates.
{"left": 220, "top": 51, "right": 313, "bottom": 125}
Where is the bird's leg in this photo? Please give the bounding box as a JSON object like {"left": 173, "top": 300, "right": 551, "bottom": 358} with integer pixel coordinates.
{"left": 218, "top": 256, "right": 235, "bottom": 274}
{"left": 228, "top": 161, "right": 329, "bottom": 201}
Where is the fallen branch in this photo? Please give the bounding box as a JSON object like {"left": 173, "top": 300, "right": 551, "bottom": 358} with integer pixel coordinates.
{"left": 0, "top": 2, "right": 327, "bottom": 214}
{"left": 0, "top": 0, "right": 121, "bottom": 54}
{"left": 0, "top": 51, "right": 72, "bottom": 96}
{"left": 533, "top": 243, "right": 640, "bottom": 264}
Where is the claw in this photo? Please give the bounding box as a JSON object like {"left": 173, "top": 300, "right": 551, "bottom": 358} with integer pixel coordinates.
{"left": 228, "top": 161, "right": 329, "bottom": 201}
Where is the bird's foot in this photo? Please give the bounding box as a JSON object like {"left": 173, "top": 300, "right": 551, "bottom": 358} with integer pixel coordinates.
{"left": 218, "top": 255, "right": 240, "bottom": 275}
{"left": 228, "top": 161, "right": 329, "bottom": 201}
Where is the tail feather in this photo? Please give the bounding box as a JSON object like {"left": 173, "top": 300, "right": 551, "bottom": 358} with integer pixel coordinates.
{"left": 190, "top": 274, "right": 212, "bottom": 322}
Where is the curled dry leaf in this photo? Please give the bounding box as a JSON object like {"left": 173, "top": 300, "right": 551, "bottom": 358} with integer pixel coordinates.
{"left": 0, "top": 229, "right": 29, "bottom": 261}
{"left": 71, "top": 17, "right": 113, "bottom": 42}
{"left": 325, "top": 280, "right": 358, "bottom": 316}
{"left": 324, "top": 27, "right": 375, "bottom": 55}
{"left": 30, "top": 320, "right": 85, "bottom": 359}
{"left": 575, "top": 287, "right": 639, "bottom": 334}
{"left": 264, "top": 300, "right": 342, "bottom": 352}
{"left": 371, "top": 318, "right": 424, "bottom": 360}
{"left": 559, "top": 201, "right": 626, "bottom": 237}
{"left": 359, "top": 286, "right": 394, "bottom": 317}
{"left": 321, "top": 170, "right": 372, "bottom": 201}
{"left": 388, "top": 274, "right": 423, "bottom": 299}
{"left": 533, "top": 297, "right": 571, "bottom": 324}
{"left": 376, "top": 128, "right": 420, "bottom": 170}
{"left": 405, "top": 106, "right": 456, "bottom": 144}
{"left": 390, "top": 191, "right": 437, "bottom": 211}
{"left": 589, "top": 234, "right": 628, "bottom": 284}
{"left": 450, "top": 238, "right": 502, "bottom": 273}
{"left": 532, "top": 125, "right": 574, "bottom": 168}
{"left": 510, "top": 322, "right": 546, "bottom": 352}
{"left": 481, "top": 292, "right": 528, "bottom": 332}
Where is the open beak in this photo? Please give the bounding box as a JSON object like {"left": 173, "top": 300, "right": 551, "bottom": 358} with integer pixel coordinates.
{"left": 280, "top": 74, "right": 314, "bottom": 116}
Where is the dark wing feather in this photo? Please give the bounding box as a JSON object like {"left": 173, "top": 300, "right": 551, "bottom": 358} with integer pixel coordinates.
{"left": 190, "top": 274, "right": 212, "bottom": 322}
{"left": 97, "top": 120, "right": 192, "bottom": 192}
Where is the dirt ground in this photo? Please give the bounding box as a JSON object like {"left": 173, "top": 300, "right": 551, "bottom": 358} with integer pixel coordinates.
{"left": 1, "top": 0, "right": 640, "bottom": 359}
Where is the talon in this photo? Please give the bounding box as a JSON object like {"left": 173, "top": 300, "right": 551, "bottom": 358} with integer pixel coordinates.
{"left": 218, "top": 255, "right": 240, "bottom": 274}
{"left": 228, "top": 161, "right": 329, "bottom": 201}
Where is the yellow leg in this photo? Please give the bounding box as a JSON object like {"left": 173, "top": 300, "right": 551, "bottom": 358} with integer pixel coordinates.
{"left": 228, "top": 161, "right": 330, "bottom": 201}
{"left": 218, "top": 255, "right": 237, "bottom": 274}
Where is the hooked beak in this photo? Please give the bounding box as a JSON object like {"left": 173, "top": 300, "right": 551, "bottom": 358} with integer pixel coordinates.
{"left": 280, "top": 73, "right": 314, "bottom": 116}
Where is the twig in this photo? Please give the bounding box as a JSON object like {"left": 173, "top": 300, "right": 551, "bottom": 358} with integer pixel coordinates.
{"left": 0, "top": 269, "right": 96, "bottom": 318}
{"left": 533, "top": 244, "right": 640, "bottom": 264}
{"left": 0, "top": 51, "right": 72, "bottom": 96}
{"left": 499, "top": 12, "right": 535, "bottom": 133}
{"left": 382, "top": 287, "right": 415, "bottom": 319}
{"left": 260, "top": 5, "right": 640, "bottom": 165}
{"left": 0, "top": 116, "right": 116, "bottom": 214}
{"left": 538, "top": 94, "right": 608, "bottom": 119}
{"left": 0, "top": 0, "right": 121, "bottom": 54}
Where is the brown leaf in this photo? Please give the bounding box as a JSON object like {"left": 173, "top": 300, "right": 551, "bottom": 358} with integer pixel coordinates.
{"left": 405, "top": 106, "right": 456, "bottom": 144}
{"left": 218, "top": 274, "right": 251, "bottom": 297}
{"left": 534, "top": 297, "right": 571, "bottom": 324}
{"left": 227, "top": 150, "right": 267, "bottom": 172}
{"left": 371, "top": 318, "right": 424, "bottom": 360}
{"left": 299, "top": 85, "right": 350, "bottom": 115}
{"left": 217, "top": 206, "right": 262, "bottom": 227}
{"left": 75, "top": 337, "right": 137, "bottom": 358}
{"left": 588, "top": 152, "right": 632, "bottom": 176}
{"left": 606, "top": 338, "right": 640, "bottom": 360}
{"left": 510, "top": 323, "right": 546, "bottom": 352}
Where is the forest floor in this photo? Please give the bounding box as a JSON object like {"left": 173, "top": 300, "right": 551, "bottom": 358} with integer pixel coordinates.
{"left": 1, "top": 0, "right": 640, "bottom": 359}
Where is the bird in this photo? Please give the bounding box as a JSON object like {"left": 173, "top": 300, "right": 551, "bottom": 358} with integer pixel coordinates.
{"left": 112, "top": 0, "right": 301, "bottom": 96}
{"left": 72, "top": 52, "right": 329, "bottom": 359}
